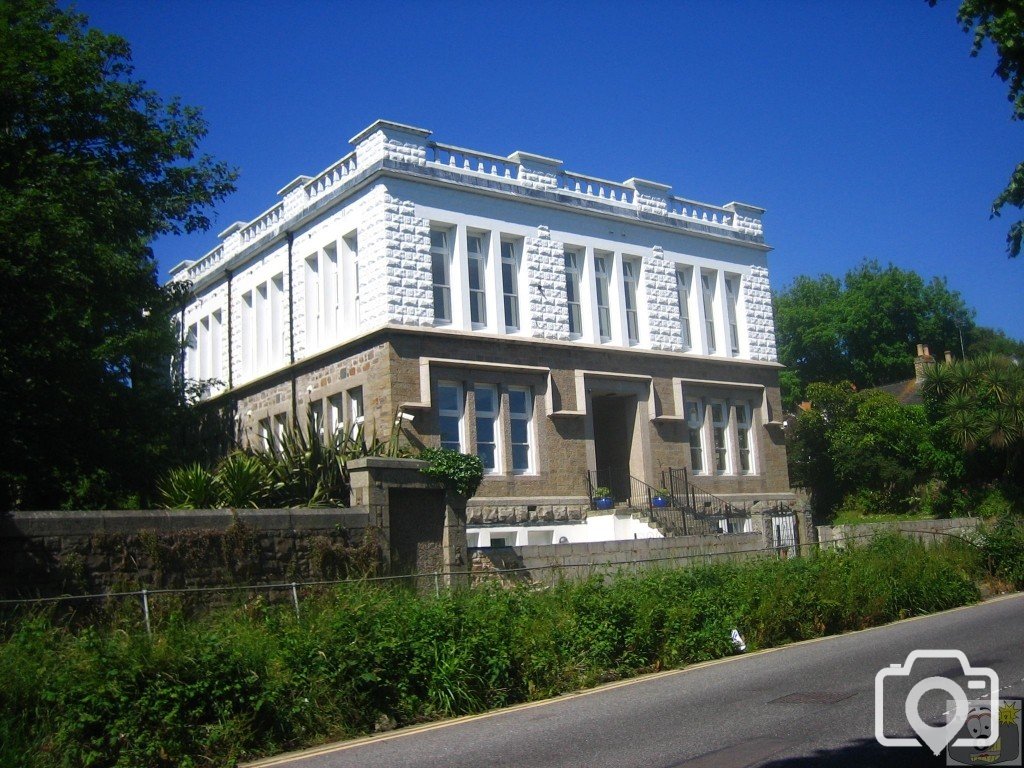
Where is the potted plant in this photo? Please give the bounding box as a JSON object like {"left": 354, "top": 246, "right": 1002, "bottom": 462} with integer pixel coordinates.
{"left": 593, "top": 486, "right": 614, "bottom": 510}
{"left": 652, "top": 488, "right": 671, "bottom": 508}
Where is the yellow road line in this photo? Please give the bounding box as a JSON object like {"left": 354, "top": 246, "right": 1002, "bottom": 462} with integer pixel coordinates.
{"left": 242, "top": 590, "right": 1023, "bottom": 767}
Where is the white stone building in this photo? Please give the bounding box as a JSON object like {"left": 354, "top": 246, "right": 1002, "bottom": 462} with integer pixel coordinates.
{"left": 172, "top": 120, "right": 792, "bottom": 544}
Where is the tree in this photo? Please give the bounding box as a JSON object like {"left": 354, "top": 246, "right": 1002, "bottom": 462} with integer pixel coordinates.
{"left": 935, "top": 0, "right": 1024, "bottom": 256}
{"left": 921, "top": 353, "right": 1024, "bottom": 483}
{"left": 773, "top": 261, "right": 973, "bottom": 407}
{"left": 0, "top": 0, "right": 236, "bottom": 509}
{"left": 787, "top": 382, "right": 945, "bottom": 520}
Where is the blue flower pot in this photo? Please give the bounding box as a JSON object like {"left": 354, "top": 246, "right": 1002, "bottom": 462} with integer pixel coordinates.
{"left": 595, "top": 496, "right": 614, "bottom": 510}
{"left": 652, "top": 496, "right": 669, "bottom": 508}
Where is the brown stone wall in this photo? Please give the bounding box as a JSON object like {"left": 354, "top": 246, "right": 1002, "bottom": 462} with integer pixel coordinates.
{"left": 207, "top": 325, "right": 791, "bottom": 516}
{"left": 385, "top": 328, "right": 790, "bottom": 500}
{"left": 0, "top": 509, "right": 376, "bottom": 599}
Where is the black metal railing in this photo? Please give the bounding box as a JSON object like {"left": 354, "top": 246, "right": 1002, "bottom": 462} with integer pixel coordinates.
{"left": 586, "top": 468, "right": 652, "bottom": 512}
{"left": 662, "top": 467, "right": 750, "bottom": 520}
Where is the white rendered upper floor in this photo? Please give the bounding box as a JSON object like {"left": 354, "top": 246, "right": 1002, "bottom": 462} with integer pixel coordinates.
{"left": 172, "top": 120, "right": 779, "bottom": 398}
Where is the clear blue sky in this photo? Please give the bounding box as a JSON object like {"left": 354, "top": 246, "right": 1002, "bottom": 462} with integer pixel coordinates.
{"left": 74, "top": 0, "right": 1024, "bottom": 341}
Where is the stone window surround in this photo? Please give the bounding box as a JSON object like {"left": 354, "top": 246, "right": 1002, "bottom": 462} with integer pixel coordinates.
{"left": 432, "top": 369, "right": 541, "bottom": 479}
{"left": 302, "top": 372, "right": 371, "bottom": 440}
{"left": 679, "top": 383, "right": 762, "bottom": 478}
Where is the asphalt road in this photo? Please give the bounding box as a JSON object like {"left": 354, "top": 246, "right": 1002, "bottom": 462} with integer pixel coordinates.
{"left": 248, "top": 593, "right": 1024, "bottom": 768}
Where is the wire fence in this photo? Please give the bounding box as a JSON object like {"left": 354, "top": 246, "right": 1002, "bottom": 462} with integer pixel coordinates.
{"left": 0, "top": 525, "right": 983, "bottom": 635}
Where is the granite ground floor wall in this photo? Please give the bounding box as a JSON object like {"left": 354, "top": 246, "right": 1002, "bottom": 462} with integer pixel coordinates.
{"left": 203, "top": 326, "right": 793, "bottom": 523}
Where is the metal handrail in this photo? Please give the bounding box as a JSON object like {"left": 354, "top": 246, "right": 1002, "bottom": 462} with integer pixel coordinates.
{"left": 663, "top": 467, "right": 752, "bottom": 519}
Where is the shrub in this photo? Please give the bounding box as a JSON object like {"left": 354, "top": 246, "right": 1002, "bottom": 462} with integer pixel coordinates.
{"left": 418, "top": 448, "right": 484, "bottom": 498}
{"left": 0, "top": 535, "right": 984, "bottom": 767}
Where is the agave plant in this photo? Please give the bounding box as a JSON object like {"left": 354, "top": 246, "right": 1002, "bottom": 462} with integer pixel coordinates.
{"left": 159, "top": 464, "right": 218, "bottom": 509}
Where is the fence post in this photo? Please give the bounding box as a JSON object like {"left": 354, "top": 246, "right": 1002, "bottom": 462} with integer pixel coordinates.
{"left": 140, "top": 589, "right": 151, "bottom": 637}
{"left": 291, "top": 582, "right": 300, "bottom": 619}
{"left": 433, "top": 572, "right": 440, "bottom": 597}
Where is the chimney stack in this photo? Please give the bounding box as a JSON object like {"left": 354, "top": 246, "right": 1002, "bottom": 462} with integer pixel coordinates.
{"left": 914, "top": 345, "right": 935, "bottom": 382}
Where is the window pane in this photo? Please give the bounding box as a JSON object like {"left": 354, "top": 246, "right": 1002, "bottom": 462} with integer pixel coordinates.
{"left": 501, "top": 243, "right": 519, "bottom": 330}
{"left": 508, "top": 389, "right": 526, "bottom": 413}
{"left": 476, "top": 386, "right": 494, "bottom": 412}
{"left": 440, "top": 416, "right": 461, "bottom": 450}
{"left": 478, "top": 443, "right": 496, "bottom": 470}
{"left": 512, "top": 445, "right": 529, "bottom": 470}
{"left": 477, "top": 418, "right": 495, "bottom": 443}
{"left": 510, "top": 419, "right": 527, "bottom": 444}
{"left": 468, "top": 255, "right": 482, "bottom": 288}
{"left": 438, "top": 385, "right": 458, "bottom": 412}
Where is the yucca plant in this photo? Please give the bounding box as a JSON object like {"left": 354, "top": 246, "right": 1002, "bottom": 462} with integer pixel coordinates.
{"left": 214, "top": 452, "right": 270, "bottom": 508}
{"left": 257, "top": 413, "right": 349, "bottom": 507}
{"left": 159, "top": 464, "right": 218, "bottom": 509}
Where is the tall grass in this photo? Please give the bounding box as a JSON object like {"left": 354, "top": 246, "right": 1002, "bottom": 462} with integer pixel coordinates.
{"left": 0, "top": 535, "right": 984, "bottom": 768}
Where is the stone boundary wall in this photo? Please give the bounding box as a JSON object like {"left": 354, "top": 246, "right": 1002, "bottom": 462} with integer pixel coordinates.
{"left": 0, "top": 508, "right": 375, "bottom": 598}
{"left": 473, "top": 516, "right": 981, "bottom": 585}
{"left": 815, "top": 517, "right": 979, "bottom": 549}
{"left": 476, "top": 531, "right": 766, "bottom": 585}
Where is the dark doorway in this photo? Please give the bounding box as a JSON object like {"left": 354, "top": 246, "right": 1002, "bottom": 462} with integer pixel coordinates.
{"left": 592, "top": 393, "right": 638, "bottom": 502}
{"left": 388, "top": 488, "right": 446, "bottom": 575}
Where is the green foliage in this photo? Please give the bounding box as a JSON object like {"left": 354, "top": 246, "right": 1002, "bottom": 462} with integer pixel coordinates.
{"left": 0, "top": 536, "right": 982, "bottom": 767}
{"left": 921, "top": 354, "right": 1024, "bottom": 483}
{"left": 158, "top": 409, "right": 416, "bottom": 509}
{"left": 978, "top": 515, "right": 1024, "bottom": 588}
{"left": 773, "top": 261, "right": 973, "bottom": 407}
{"left": 935, "top": 0, "right": 1024, "bottom": 256}
{"left": 788, "top": 383, "right": 952, "bottom": 520}
{"left": 214, "top": 452, "right": 270, "bottom": 508}
{"left": 418, "top": 448, "right": 484, "bottom": 498}
{"left": 158, "top": 464, "right": 219, "bottom": 509}
{"left": 0, "top": 0, "right": 237, "bottom": 511}
{"left": 593, "top": 486, "right": 612, "bottom": 498}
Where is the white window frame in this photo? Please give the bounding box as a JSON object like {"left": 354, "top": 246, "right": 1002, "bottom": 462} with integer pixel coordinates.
{"left": 711, "top": 399, "right": 730, "bottom": 474}
{"left": 430, "top": 228, "right": 452, "bottom": 324}
{"left": 508, "top": 386, "right": 534, "bottom": 474}
{"left": 474, "top": 384, "right": 500, "bottom": 473}
{"left": 701, "top": 270, "right": 717, "bottom": 354}
{"left": 725, "top": 274, "right": 741, "bottom": 356}
{"left": 309, "top": 400, "right": 324, "bottom": 439}
{"left": 467, "top": 232, "right": 488, "bottom": 328}
{"left": 241, "top": 290, "right": 255, "bottom": 376}
{"left": 594, "top": 253, "right": 612, "bottom": 342}
{"left": 563, "top": 248, "right": 583, "bottom": 338}
{"left": 500, "top": 239, "right": 520, "bottom": 332}
{"left": 622, "top": 257, "right": 640, "bottom": 346}
{"left": 736, "top": 401, "right": 755, "bottom": 474}
{"left": 328, "top": 392, "right": 345, "bottom": 436}
{"left": 676, "top": 267, "right": 692, "bottom": 350}
{"left": 304, "top": 253, "right": 321, "bottom": 350}
{"left": 437, "top": 380, "right": 464, "bottom": 452}
{"left": 342, "top": 232, "right": 358, "bottom": 329}
{"left": 185, "top": 323, "right": 198, "bottom": 381}
{"left": 686, "top": 398, "right": 705, "bottom": 475}
{"left": 270, "top": 275, "right": 285, "bottom": 367}
{"left": 210, "top": 311, "right": 222, "bottom": 382}
{"left": 349, "top": 386, "right": 364, "bottom": 438}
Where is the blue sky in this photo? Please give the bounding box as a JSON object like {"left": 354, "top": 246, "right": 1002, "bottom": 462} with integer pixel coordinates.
{"left": 75, "top": 0, "right": 1024, "bottom": 341}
